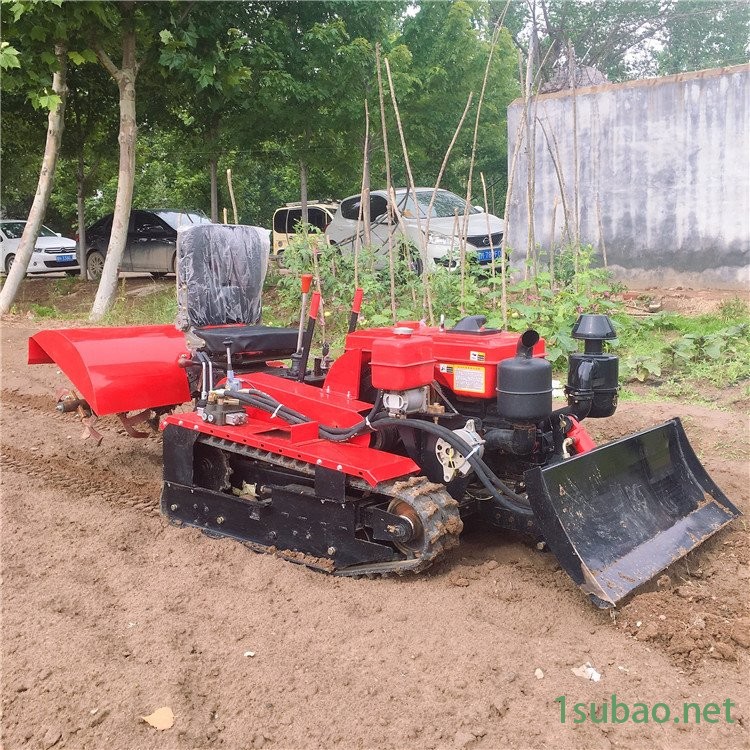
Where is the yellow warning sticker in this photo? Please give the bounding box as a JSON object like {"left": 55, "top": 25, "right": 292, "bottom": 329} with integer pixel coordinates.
{"left": 453, "top": 364, "right": 486, "bottom": 394}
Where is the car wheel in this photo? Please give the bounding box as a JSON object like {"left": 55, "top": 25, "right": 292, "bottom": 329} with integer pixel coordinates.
{"left": 150, "top": 271, "right": 167, "bottom": 279}
{"left": 86, "top": 250, "right": 105, "bottom": 280}
{"left": 4, "top": 254, "right": 15, "bottom": 275}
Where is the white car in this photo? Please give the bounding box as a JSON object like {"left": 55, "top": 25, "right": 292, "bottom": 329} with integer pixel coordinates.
{"left": 325, "top": 188, "right": 505, "bottom": 271}
{"left": 0, "top": 220, "right": 80, "bottom": 275}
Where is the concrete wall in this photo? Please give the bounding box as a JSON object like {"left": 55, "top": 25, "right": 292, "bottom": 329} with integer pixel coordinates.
{"left": 507, "top": 65, "right": 750, "bottom": 289}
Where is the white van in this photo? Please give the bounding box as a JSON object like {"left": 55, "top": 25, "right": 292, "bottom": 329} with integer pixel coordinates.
{"left": 271, "top": 201, "right": 338, "bottom": 255}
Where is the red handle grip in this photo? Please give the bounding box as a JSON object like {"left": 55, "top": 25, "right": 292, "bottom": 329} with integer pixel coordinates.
{"left": 308, "top": 291, "right": 321, "bottom": 320}
{"left": 301, "top": 274, "right": 313, "bottom": 294}
{"left": 351, "top": 287, "right": 364, "bottom": 314}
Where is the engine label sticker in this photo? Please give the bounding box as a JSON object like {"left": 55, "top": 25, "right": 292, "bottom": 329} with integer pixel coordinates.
{"left": 453, "top": 365, "right": 486, "bottom": 393}
{"left": 469, "top": 351, "right": 486, "bottom": 362}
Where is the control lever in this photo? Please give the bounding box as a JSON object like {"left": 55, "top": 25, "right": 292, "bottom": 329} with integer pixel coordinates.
{"left": 223, "top": 338, "right": 241, "bottom": 391}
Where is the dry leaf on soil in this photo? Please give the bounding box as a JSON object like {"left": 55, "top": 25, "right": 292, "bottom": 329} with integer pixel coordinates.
{"left": 141, "top": 706, "right": 174, "bottom": 730}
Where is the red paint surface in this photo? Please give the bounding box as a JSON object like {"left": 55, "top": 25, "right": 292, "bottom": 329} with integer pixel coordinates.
{"left": 164, "top": 373, "right": 420, "bottom": 486}
{"left": 28, "top": 326, "right": 191, "bottom": 415}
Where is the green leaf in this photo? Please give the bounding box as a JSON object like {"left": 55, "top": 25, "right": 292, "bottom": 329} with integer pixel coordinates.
{"left": 37, "top": 92, "right": 62, "bottom": 111}
{"left": 68, "top": 51, "right": 86, "bottom": 65}
{"left": 704, "top": 339, "right": 723, "bottom": 359}
{"left": 159, "top": 29, "right": 173, "bottom": 44}
{"left": 0, "top": 42, "right": 21, "bottom": 70}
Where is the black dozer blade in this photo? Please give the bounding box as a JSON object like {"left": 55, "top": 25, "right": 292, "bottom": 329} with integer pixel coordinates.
{"left": 525, "top": 418, "right": 741, "bottom": 608}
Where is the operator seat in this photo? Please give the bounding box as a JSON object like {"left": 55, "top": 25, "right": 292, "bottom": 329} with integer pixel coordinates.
{"left": 176, "top": 223, "right": 298, "bottom": 361}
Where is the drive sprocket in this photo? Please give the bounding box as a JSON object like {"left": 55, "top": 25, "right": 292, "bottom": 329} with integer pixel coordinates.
{"left": 386, "top": 476, "right": 463, "bottom": 569}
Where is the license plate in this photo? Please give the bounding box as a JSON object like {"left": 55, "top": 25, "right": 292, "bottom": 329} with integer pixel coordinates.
{"left": 57, "top": 254, "right": 74, "bottom": 262}
{"left": 477, "top": 248, "right": 502, "bottom": 263}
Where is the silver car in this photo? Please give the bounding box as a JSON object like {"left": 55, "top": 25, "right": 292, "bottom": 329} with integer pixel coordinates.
{"left": 325, "top": 188, "right": 505, "bottom": 271}
{"left": 0, "top": 220, "right": 79, "bottom": 275}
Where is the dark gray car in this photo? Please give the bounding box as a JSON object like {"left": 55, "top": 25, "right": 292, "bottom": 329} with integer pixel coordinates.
{"left": 84, "top": 209, "right": 211, "bottom": 279}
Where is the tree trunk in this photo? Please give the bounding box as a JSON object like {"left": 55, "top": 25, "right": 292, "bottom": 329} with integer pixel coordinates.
{"left": 0, "top": 44, "right": 68, "bottom": 315}
{"left": 90, "top": 4, "right": 138, "bottom": 322}
{"left": 299, "top": 160, "right": 308, "bottom": 224}
{"left": 76, "top": 151, "right": 87, "bottom": 278}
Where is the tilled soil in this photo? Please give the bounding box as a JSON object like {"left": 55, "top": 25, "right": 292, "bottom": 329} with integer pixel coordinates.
{"left": 1, "top": 320, "right": 748, "bottom": 750}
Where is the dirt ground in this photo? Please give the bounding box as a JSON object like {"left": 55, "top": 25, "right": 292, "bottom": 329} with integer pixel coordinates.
{"left": 1, "top": 310, "right": 749, "bottom": 749}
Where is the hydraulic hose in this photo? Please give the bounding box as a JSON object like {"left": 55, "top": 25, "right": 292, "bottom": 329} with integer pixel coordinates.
{"left": 370, "top": 416, "right": 533, "bottom": 516}
{"left": 216, "top": 388, "right": 530, "bottom": 514}
{"left": 226, "top": 389, "right": 382, "bottom": 442}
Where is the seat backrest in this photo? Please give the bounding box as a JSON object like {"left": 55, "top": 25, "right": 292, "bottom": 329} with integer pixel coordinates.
{"left": 176, "top": 224, "right": 270, "bottom": 331}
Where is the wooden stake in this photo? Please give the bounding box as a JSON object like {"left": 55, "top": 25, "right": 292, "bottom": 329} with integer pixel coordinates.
{"left": 226, "top": 168, "right": 238, "bottom": 224}
{"left": 480, "top": 172, "right": 496, "bottom": 310}
{"left": 569, "top": 41, "right": 580, "bottom": 289}
{"left": 455, "top": 208, "right": 466, "bottom": 316}
{"left": 459, "top": 20, "right": 502, "bottom": 310}
{"left": 353, "top": 99, "right": 371, "bottom": 288}
{"left": 596, "top": 194, "right": 608, "bottom": 267}
{"left": 424, "top": 91, "right": 473, "bottom": 238}
{"left": 376, "top": 44, "right": 397, "bottom": 325}
{"left": 537, "top": 116, "right": 573, "bottom": 246}
{"left": 549, "top": 195, "right": 559, "bottom": 285}
{"left": 384, "top": 57, "right": 434, "bottom": 325}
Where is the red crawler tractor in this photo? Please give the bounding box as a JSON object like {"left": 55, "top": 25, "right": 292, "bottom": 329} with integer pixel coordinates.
{"left": 29, "top": 224, "right": 740, "bottom": 607}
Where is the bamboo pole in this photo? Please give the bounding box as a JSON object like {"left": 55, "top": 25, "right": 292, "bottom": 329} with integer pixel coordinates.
{"left": 480, "top": 172, "right": 496, "bottom": 311}
{"left": 450, "top": 210, "right": 460, "bottom": 271}
{"left": 353, "top": 99, "right": 371, "bottom": 288}
{"left": 311, "top": 238, "right": 325, "bottom": 342}
{"left": 423, "top": 91, "right": 473, "bottom": 243}
{"left": 536, "top": 116, "right": 573, "bottom": 247}
{"left": 384, "top": 57, "right": 435, "bottom": 325}
{"left": 549, "top": 195, "right": 558, "bottom": 285}
{"left": 499, "top": 104, "right": 529, "bottom": 329}
{"left": 498, "top": 27, "right": 557, "bottom": 322}
{"left": 457, "top": 208, "right": 467, "bottom": 315}
{"left": 459, "top": 21, "right": 502, "bottom": 311}
{"left": 596, "top": 194, "right": 608, "bottom": 267}
{"left": 568, "top": 41, "right": 580, "bottom": 290}
{"left": 226, "top": 168, "right": 238, "bottom": 224}
{"left": 376, "top": 44, "right": 397, "bottom": 324}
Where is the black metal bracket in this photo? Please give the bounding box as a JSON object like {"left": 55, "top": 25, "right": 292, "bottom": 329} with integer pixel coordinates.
{"left": 314, "top": 466, "right": 347, "bottom": 502}
{"left": 365, "top": 506, "right": 414, "bottom": 542}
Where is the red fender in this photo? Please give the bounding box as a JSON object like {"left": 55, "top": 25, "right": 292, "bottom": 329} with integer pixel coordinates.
{"left": 28, "top": 325, "right": 191, "bottom": 416}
